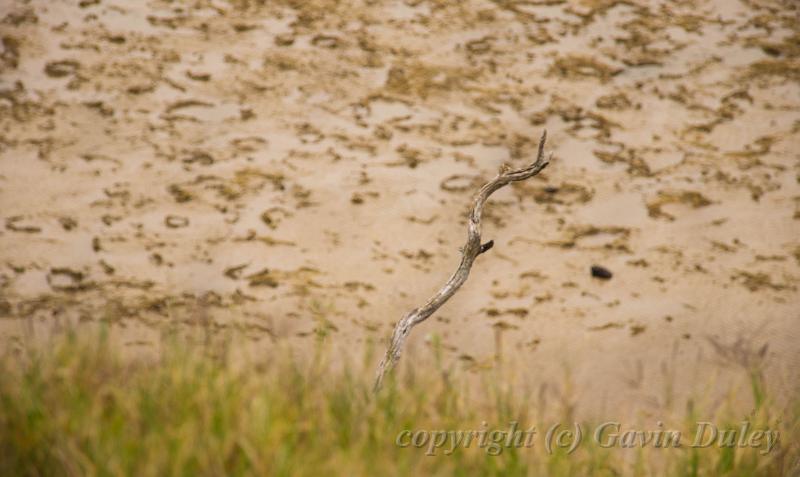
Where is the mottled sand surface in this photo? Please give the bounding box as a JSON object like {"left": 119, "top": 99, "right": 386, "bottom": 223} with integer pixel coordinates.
{"left": 1, "top": 0, "right": 798, "bottom": 416}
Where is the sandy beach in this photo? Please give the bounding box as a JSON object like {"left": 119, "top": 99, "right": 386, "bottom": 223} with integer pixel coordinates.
{"left": 1, "top": 0, "right": 798, "bottom": 419}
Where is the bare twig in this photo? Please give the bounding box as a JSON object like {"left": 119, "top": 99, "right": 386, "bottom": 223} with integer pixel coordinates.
{"left": 373, "top": 130, "right": 552, "bottom": 392}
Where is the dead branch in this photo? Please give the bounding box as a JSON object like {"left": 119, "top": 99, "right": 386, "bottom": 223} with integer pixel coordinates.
{"left": 373, "top": 130, "right": 552, "bottom": 392}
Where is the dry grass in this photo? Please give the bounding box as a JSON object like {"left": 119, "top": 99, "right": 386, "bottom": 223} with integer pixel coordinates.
{"left": 0, "top": 326, "right": 796, "bottom": 476}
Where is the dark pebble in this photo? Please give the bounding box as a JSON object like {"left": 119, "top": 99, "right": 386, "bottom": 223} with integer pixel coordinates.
{"left": 591, "top": 265, "right": 613, "bottom": 280}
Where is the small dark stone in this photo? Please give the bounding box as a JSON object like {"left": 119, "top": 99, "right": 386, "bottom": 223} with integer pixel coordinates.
{"left": 591, "top": 265, "right": 613, "bottom": 280}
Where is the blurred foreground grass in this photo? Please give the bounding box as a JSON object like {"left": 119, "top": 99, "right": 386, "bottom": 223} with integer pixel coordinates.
{"left": 0, "top": 329, "right": 796, "bottom": 476}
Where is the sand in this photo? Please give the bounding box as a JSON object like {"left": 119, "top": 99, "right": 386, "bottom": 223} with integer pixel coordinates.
{"left": 0, "top": 0, "right": 798, "bottom": 417}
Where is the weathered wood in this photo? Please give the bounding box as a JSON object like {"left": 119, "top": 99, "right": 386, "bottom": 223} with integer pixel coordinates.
{"left": 373, "top": 130, "right": 552, "bottom": 392}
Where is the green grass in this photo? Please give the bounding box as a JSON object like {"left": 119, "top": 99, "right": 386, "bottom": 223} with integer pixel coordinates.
{"left": 0, "top": 329, "right": 796, "bottom": 476}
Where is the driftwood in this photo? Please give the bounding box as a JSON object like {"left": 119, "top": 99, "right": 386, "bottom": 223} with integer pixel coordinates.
{"left": 373, "top": 130, "right": 552, "bottom": 392}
